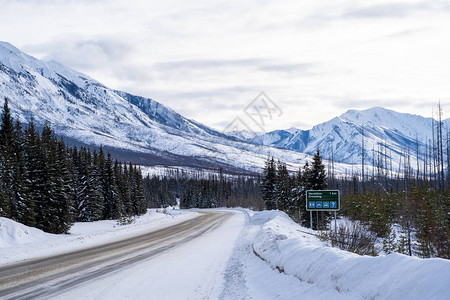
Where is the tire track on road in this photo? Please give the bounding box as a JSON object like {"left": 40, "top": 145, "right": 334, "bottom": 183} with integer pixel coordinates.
{"left": 0, "top": 211, "right": 232, "bottom": 300}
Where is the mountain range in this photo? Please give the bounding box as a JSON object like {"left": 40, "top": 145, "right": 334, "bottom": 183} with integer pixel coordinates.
{"left": 0, "top": 41, "right": 448, "bottom": 175}
{"left": 250, "top": 107, "right": 449, "bottom": 168}
{"left": 0, "top": 41, "right": 307, "bottom": 174}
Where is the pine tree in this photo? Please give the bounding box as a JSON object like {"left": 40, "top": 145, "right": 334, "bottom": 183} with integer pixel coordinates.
{"left": 131, "top": 164, "right": 147, "bottom": 215}
{"left": 0, "top": 98, "right": 15, "bottom": 218}
{"left": 295, "top": 161, "right": 312, "bottom": 227}
{"left": 309, "top": 149, "right": 329, "bottom": 229}
{"left": 76, "top": 148, "right": 103, "bottom": 222}
{"left": 70, "top": 147, "right": 82, "bottom": 220}
{"left": 309, "top": 150, "right": 327, "bottom": 190}
{"left": 262, "top": 157, "right": 277, "bottom": 210}
{"left": 115, "top": 161, "right": 132, "bottom": 217}
{"left": 13, "top": 120, "right": 34, "bottom": 226}
{"left": 100, "top": 150, "right": 122, "bottom": 219}
{"left": 275, "top": 161, "right": 290, "bottom": 212}
{"left": 36, "top": 122, "right": 59, "bottom": 232}
{"left": 51, "top": 139, "right": 73, "bottom": 233}
{"left": 24, "top": 119, "right": 41, "bottom": 226}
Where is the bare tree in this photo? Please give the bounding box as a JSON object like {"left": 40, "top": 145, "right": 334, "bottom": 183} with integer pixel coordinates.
{"left": 361, "top": 125, "right": 365, "bottom": 191}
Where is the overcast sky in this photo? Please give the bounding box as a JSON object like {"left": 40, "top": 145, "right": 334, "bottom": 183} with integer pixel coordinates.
{"left": 1, "top": 0, "right": 450, "bottom": 132}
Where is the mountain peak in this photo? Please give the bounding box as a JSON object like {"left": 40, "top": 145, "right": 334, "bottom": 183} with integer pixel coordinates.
{"left": 0, "top": 40, "right": 55, "bottom": 79}
{"left": 0, "top": 41, "right": 23, "bottom": 54}
{"left": 285, "top": 127, "right": 301, "bottom": 134}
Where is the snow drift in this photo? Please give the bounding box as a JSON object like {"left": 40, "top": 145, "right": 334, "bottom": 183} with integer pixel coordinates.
{"left": 0, "top": 217, "right": 56, "bottom": 248}
{"left": 250, "top": 211, "right": 450, "bottom": 300}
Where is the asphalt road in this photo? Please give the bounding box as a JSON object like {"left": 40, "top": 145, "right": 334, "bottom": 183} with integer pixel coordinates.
{"left": 0, "top": 211, "right": 232, "bottom": 300}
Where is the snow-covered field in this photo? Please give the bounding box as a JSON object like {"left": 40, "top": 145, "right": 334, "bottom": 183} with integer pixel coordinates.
{"left": 1, "top": 209, "right": 449, "bottom": 299}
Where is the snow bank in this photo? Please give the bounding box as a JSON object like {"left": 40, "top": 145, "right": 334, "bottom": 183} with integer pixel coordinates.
{"left": 0, "top": 217, "right": 58, "bottom": 248}
{"left": 251, "top": 211, "right": 450, "bottom": 300}
{"left": 0, "top": 209, "right": 198, "bottom": 265}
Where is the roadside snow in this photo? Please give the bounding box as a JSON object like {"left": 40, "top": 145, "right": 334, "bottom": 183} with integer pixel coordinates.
{"left": 250, "top": 211, "right": 450, "bottom": 300}
{"left": 0, "top": 209, "right": 198, "bottom": 266}
{"left": 0, "top": 217, "right": 54, "bottom": 248}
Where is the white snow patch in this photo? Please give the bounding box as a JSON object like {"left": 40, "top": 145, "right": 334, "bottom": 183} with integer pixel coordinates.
{"left": 0, "top": 209, "right": 198, "bottom": 266}
{"left": 0, "top": 217, "right": 57, "bottom": 248}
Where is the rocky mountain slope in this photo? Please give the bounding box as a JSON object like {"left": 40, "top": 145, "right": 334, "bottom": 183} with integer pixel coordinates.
{"left": 0, "top": 41, "right": 308, "bottom": 174}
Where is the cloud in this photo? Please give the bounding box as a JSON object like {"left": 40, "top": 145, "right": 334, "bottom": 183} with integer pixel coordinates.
{"left": 154, "top": 58, "right": 266, "bottom": 70}
{"left": 296, "top": 1, "right": 450, "bottom": 29}
{"left": 170, "top": 86, "right": 252, "bottom": 100}
{"left": 258, "top": 63, "right": 317, "bottom": 74}
{"left": 154, "top": 59, "right": 319, "bottom": 75}
{"left": 382, "top": 27, "right": 429, "bottom": 39}
{"left": 338, "top": 97, "right": 412, "bottom": 110}
{"left": 343, "top": 1, "right": 450, "bottom": 19}
{"left": 24, "top": 36, "right": 132, "bottom": 71}
{"left": 344, "top": 3, "right": 417, "bottom": 19}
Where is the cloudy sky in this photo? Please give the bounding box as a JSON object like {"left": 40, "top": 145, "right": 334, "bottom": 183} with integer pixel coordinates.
{"left": 1, "top": 0, "right": 450, "bottom": 132}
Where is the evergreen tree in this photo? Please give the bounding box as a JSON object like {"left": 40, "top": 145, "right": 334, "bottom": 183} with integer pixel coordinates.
{"left": 115, "top": 161, "right": 132, "bottom": 217}
{"left": 275, "top": 161, "right": 290, "bottom": 212}
{"left": 131, "top": 164, "right": 147, "bottom": 215}
{"left": 52, "top": 139, "right": 73, "bottom": 233}
{"left": 13, "top": 120, "right": 34, "bottom": 226}
{"left": 294, "top": 161, "right": 312, "bottom": 227}
{"left": 76, "top": 148, "right": 103, "bottom": 221}
{"left": 308, "top": 150, "right": 329, "bottom": 229}
{"left": 101, "top": 150, "right": 122, "bottom": 219}
{"left": 24, "top": 119, "right": 41, "bottom": 226}
{"left": 0, "top": 98, "right": 15, "bottom": 217}
{"left": 309, "top": 149, "right": 327, "bottom": 190}
{"left": 291, "top": 166, "right": 302, "bottom": 224}
{"left": 70, "top": 147, "right": 82, "bottom": 221}
{"left": 262, "top": 157, "right": 277, "bottom": 210}
{"left": 36, "top": 122, "right": 59, "bottom": 232}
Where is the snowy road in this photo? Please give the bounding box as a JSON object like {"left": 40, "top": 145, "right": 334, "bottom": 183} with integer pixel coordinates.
{"left": 0, "top": 211, "right": 235, "bottom": 299}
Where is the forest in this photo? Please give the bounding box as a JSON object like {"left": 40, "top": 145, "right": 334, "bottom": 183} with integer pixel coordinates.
{"left": 144, "top": 168, "right": 263, "bottom": 210}
{"left": 0, "top": 98, "right": 147, "bottom": 233}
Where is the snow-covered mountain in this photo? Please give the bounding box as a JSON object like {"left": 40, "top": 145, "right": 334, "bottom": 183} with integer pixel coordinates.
{"left": 0, "top": 41, "right": 310, "bottom": 174}
{"left": 1, "top": 41, "right": 446, "bottom": 175}
{"left": 250, "top": 107, "right": 450, "bottom": 167}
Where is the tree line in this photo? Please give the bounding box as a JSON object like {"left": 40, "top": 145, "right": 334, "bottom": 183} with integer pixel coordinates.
{"left": 262, "top": 149, "right": 449, "bottom": 259}
{"left": 0, "top": 98, "right": 147, "bottom": 233}
{"left": 144, "top": 168, "right": 263, "bottom": 210}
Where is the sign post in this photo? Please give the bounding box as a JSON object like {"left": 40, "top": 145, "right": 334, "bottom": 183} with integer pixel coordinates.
{"left": 306, "top": 190, "right": 340, "bottom": 231}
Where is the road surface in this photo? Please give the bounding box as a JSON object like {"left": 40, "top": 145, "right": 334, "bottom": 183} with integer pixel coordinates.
{"left": 0, "top": 211, "right": 235, "bottom": 299}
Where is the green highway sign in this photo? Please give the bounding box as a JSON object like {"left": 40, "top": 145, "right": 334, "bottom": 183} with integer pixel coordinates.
{"left": 306, "top": 190, "right": 340, "bottom": 211}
